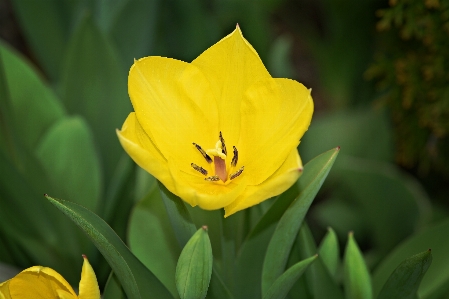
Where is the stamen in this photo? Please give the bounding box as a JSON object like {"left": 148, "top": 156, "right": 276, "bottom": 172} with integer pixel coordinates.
{"left": 230, "top": 166, "right": 244, "bottom": 180}
{"left": 193, "top": 143, "right": 213, "bottom": 163}
{"left": 219, "top": 131, "right": 227, "bottom": 155}
{"left": 231, "top": 146, "right": 238, "bottom": 167}
{"left": 191, "top": 163, "right": 208, "bottom": 175}
{"left": 205, "top": 175, "right": 220, "bottom": 181}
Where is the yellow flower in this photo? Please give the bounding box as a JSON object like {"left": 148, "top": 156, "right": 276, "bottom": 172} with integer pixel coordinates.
{"left": 0, "top": 255, "right": 100, "bottom": 299}
{"left": 117, "top": 26, "right": 313, "bottom": 217}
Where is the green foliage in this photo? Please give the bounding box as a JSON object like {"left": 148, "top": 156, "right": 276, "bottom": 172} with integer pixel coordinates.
{"left": 175, "top": 227, "right": 213, "bottom": 299}
{"left": 1, "top": 1, "right": 448, "bottom": 298}
{"left": 367, "top": 0, "right": 449, "bottom": 176}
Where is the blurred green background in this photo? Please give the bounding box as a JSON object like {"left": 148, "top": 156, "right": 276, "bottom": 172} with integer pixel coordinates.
{"left": 0, "top": 0, "right": 448, "bottom": 296}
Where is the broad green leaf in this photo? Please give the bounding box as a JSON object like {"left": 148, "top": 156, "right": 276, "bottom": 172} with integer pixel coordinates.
{"left": 103, "top": 272, "right": 127, "bottom": 299}
{"left": 176, "top": 227, "right": 213, "bottom": 299}
{"left": 46, "top": 195, "right": 173, "bottom": 299}
{"left": 299, "top": 109, "right": 393, "bottom": 163}
{"left": 0, "top": 42, "right": 65, "bottom": 151}
{"left": 261, "top": 148, "right": 339, "bottom": 294}
{"left": 334, "top": 156, "right": 431, "bottom": 255}
{"left": 377, "top": 250, "right": 432, "bottom": 299}
{"left": 344, "top": 232, "right": 373, "bottom": 299}
{"left": 129, "top": 184, "right": 180, "bottom": 298}
{"left": 318, "top": 227, "right": 340, "bottom": 279}
{"left": 298, "top": 223, "right": 344, "bottom": 299}
{"left": 36, "top": 117, "right": 101, "bottom": 212}
{"left": 373, "top": 219, "right": 449, "bottom": 299}
{"left": 10, "top": 0, "right": 75, "bottom": 80}
{"left": 235, "top": 147, "right": 340, "bottom": 299}
{"left": 263, "top": 255, "right": 317, "bottom": 299}
{"left": 159, "top": 182, "right": 197, "bottom": 247}
{"left": 60, "top": 14, "right": 130, "bottom": 184}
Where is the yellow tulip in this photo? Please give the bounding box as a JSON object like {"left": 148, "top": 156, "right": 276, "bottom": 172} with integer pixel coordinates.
{"left": 117, "top": 25, "right": 313, "bottom": 217}
{"left": 0, "top": 255, "right": 100, "bottom": 299}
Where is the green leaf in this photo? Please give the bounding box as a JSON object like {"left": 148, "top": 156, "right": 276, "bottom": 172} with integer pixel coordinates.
{"left": 318, "top": 227, "right": 340, "bottom": 279}
{"left": 332, "top": 156, "right": 432, "bottom": 255}
{"left": 299, "top": 109, "right": 394, "bottom": 163}
{"left": 46, "top": 195, "right": 173, "bottom": 299}
{"left": 373, "top": 219, "right": 449, "bottom": 299}
{"left": 263, "top": 255, "right": 317, "bottom": 299}
{"left": 377, "top": 250, "right": 432, "bottom": 299}
{"left": 0, "top": 42, "right": 65, "bottom": 151}
{"left": 103, "top": 272, "right": 127, "bottom": 299}
{"left": 36, "top": 117, "right": 101, "bottom": 212}
{"left": 176, "top": 227, "right": 213, "bottom": 299}
{"left": 60, "top": 13, "right": 130, "bottom": 184}
{"left": 298, "top": 223, "right": 344, "bottom": 299}
{"left": 344, "top": 232, "right": 373, "bottom": 299}
{"left": 261, "top": 147, "right": 339, "bottom": 294}
{"left": 159, "top": 182, "right": 197, "bottom": 247}
{"left": 157, "top": 182, "right": 231, "bottom": 298}
{"left": 129, "top": 183, "right": 180, "bottom": 298}
{"left": 234, "top": 148, "right": 339, "bottom": 299}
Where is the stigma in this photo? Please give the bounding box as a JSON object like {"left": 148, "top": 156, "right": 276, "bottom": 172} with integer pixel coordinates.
{"left": 192, "top": 132, "right": 243, "bottom": 183}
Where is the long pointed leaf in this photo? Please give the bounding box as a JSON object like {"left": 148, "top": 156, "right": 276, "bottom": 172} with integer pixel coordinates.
{"left": 377, "top": 250, "right": 432, "bottom": 299}
{"left": 298, "top": 223, "right": 344, "bottom": 299}
{"left": 263, "top": 255, "right": 317, "bottom": 299}
{"left": 318, "top": 227, "right": 340, "bottom": 279}
{"left": 46, "top": 195, "right": 173, "bottom": 299}
{"left": 235, "top": 147, "right": 340, "bottom": 299}
{"left": 343, "top": 232, "right": 373, "bottom": 299}
{"left": 261, "top": 148, "right": 339, "bottom": 293}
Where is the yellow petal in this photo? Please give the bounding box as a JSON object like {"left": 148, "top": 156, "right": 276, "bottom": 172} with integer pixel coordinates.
{"left": 9, "top": 266, "right": 77, "bottom": 299}
{"left": 78, "top": 256, "right": 100, "bottom": 299}
{"left": 117, "top": 112, "right": 175, "bottom": 191}
{"left": 58, "top": 289, "right": 77, "bottom": 299}
{"left": 128, "top": 56, "right": 218, "bottom": 173}
{"left": 192, "top": 26, "right": 271, "bottom": 146}
{"left": 168, "top": 158, "right": 247, "bottom": 209}
{"left": 224, "top": 148, "right": 303, "bottom": 217}
{"left": 0, "top": 280, "right": 11, "bottom": 299}
{"left": 238, "top": 78, "right": 313, "bottom": 185}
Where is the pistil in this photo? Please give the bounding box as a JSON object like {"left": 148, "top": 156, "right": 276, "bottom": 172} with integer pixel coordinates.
{"left": 214, "top": 156, "right": 227, "bottom": 182}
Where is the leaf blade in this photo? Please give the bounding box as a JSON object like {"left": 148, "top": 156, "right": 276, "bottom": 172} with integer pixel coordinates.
{"left": 176, "top": 227, "right": 213, "bottom": 299}
{"left": 263, "top": 255, "right": 317, "bottom": 299}
{"left": 377, "top": 249, "right": 432, "bottom": 299}
{"left": 46, "top": 195, "right": 173, "bottom": 299}
{"left": 261, "top": 147, "right": 339, "bottom": 294}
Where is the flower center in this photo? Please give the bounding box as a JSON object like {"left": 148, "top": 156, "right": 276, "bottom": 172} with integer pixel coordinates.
{"left": 192, "top": 132, "right": 244, "bottom": 183}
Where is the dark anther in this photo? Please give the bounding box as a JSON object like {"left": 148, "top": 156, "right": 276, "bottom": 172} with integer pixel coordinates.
{"left": 193, "top": 143, "right": 213, "bottom": 163}
{"left": 219, "top": 131, "right": 227, "bottom": 155}
{"left": 205, "top": 175, "right": 220, "bottom": 181}
{"left": 231, "top": 146, "right": 238, "bottom": 167}
{"left": 191, "top": 163, "right": 208, "bottom": 175}
{"left": 230, "top": 166, "right": 244, "bottom": 180}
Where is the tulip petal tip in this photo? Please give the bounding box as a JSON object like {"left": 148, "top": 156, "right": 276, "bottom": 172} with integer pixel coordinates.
{"left": 298, "top": 167, "right": 304, "bottom": 173}
{"left": 82, "top": 254, "right": 87, "bottom": 259}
